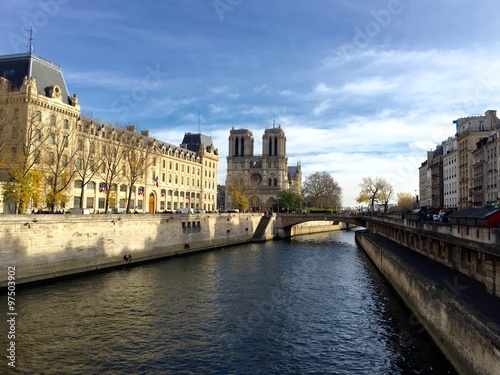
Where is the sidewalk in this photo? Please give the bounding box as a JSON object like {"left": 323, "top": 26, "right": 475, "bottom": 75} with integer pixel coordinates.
{"left": 363, "top": 233, "right": 500, "bottom": 327}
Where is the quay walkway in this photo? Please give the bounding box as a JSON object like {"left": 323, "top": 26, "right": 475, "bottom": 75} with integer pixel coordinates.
{"left": 363, "top": 232, "right": 500, "bottom": 327}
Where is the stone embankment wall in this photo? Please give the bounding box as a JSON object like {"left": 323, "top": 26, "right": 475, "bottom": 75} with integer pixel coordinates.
{"left": 356, "top": 231, "right": 500, "bottom": 375}
{"left": 0, "top": 213, "right": 267, "bottom": 287}
{"left": 291, "top": 221, "right": 345, "bottom": 236}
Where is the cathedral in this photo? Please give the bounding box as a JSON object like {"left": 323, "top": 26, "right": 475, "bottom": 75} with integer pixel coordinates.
{"left": 225, "top": 125, "right": 302, "bottom": 211}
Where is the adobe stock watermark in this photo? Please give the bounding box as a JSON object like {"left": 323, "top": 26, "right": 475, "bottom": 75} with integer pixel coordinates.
{"left": 8, "top": 0, "right": 72, "bottom": 53}
{"left": 213, "top": 0, "right": 243, "bottom": 22}
{"left": 110, "top": 64, "right": 169, "bottom": 121}
{"left": 338, "top": 0, "right": 410, "bottom": 61}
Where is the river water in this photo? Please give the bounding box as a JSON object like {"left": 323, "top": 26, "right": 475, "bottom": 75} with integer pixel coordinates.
{"left": 1, "top": 230, "right": 456, "bottom": 374}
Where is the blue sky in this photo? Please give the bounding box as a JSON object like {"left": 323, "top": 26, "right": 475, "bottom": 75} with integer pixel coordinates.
{"left": 2, "top": 0, "right": 500, "bottom": 207}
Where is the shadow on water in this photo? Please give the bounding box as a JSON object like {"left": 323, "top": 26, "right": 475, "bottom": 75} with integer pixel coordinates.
{"left": 0, "top": 230, "right": 457, "bottom": 374}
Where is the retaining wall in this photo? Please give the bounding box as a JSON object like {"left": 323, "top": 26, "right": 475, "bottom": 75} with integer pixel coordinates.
{"left": 0, "top": 213, "right": 266, "bottom": 287}
{"left": 356, "top": 231, "right": 500, "bottom": 375}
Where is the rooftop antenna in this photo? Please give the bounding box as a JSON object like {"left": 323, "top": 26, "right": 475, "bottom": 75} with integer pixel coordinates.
{"left": 25, "top": 24, "right": 34, "bottom": 54}
{"left": 198, "top": 109, "right": 201, "bottom": 133}
{"left": 25, "top": 23, "right": 35, "bottom": 77}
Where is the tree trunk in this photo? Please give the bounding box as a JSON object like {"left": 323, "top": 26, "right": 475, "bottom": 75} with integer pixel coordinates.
{"left": 126, "top": 187, "right": 133, "bottom": 213}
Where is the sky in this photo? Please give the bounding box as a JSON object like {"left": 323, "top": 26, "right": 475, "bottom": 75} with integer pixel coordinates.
{"left": 1, "top": 0, "right": 500, "bottom": 208}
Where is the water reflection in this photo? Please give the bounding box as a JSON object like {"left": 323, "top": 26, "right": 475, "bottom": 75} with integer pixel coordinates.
{"left": 0, "top": 230, "right": 456, "bottom": 374}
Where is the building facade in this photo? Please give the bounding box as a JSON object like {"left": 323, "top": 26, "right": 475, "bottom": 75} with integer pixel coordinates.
{"left": 457, "top": 110, "right": 499, "bottom": 208}
{"left": 442, "top": 136, "right": 458, "bottom": 208}
{"left": 419, "top": 110, "right": 500, "bottom": 210}
{"left": 0, "top": 53, "right": 219, "bottom": 213}
{"left": 225, "top": 125, "right": 302, "bottom": 211}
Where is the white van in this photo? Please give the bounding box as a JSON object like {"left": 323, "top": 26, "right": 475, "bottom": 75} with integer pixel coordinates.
{"left": 176, "top": 208, "right": 194, "bottom": 214}
{"left": 66, "top": 208, "right": 91, "bottom": 214}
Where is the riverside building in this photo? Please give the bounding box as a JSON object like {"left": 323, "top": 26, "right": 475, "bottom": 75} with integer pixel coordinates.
{"left": 419, "top": 110, "right": 500, "bottom": 209}
{"left": 0, "top": 53, "right": 219, "bottom": 214}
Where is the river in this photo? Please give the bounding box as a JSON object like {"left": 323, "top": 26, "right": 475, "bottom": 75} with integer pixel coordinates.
{"left": 1, "top": 230, "right": 456, "bottom": 374}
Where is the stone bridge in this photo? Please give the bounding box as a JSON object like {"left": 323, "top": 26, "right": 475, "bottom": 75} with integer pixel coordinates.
{"left": 274, "top": 213, "right": 366, "bottom": 238}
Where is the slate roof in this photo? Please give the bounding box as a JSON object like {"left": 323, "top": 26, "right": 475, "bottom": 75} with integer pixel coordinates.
{"left": 79, "top": 116, "right": 198, "bottom": 156}
{"left": 448, "top": 207, "right": 500, "bottom": 219}
{"left": 0, "top": 53, "right": 71, "bottom": 104}
{"left": 288, "top": 166, "right": 298, "bottom": 177}
{"left": 181, "top": 132, "right": 214, "bottom": 152}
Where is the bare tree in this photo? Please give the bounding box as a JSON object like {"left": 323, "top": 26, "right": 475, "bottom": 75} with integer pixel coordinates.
{"left": 356, "top": 176, "right": 393, "bottom": 212}
{"left": 44, "top": 117, "right": 78, "bottom": 212}
{"left": 98, "top": 141, "right": 124, "bottom": 213}
{"left": 123, "top": 139, "right": 153, "bottom": 213}
{"left": 302, "top": 171, "right": 342, "bottom": 209}
{"left": 74, "top": 134, "right": 105, "bottom": 209}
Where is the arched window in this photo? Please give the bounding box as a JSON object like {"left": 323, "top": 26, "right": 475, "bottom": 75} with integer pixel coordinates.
{"left": 274, "top": 178, "right": 277, "bottom": 186}
{"left": 241, "top": 137, "right": 245, "bottom": 156}
{"left": 274, "top": 137, "right": 278, "bottom": 156}
{"left": 235, "top": 137, "right": 239, "bottom": 156}
{"left": 268, "top": 138, "right": 272, "bottom": 155}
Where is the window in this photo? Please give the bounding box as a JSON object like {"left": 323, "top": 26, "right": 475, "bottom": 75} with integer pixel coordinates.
{"left": 50, "top": 115, "right": 56, "bottom": 126}
{"left": 87, "top": 182, "right": 95, "bottom": 190}
{"left": 74, "top": 180, "right": 83, "bottom": 188}
{"left": 64, "top": 119, "right": 69, "bottom": 129}
{"left": 76, "top": 158, "right": 82, "bottom": 170}
{"left": 78, "top": 140, "right": 83, "bottom": 151}
{"left": 35, "top": 112, "right": 42, "bottom": 122}
{"left": 98, "top": 198, "right": 105, "bottom": 209}
{"left": 73, "top": 196, "right": 81, "bottom": 208}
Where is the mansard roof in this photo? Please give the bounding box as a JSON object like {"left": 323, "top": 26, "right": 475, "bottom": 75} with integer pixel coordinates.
{"left": 181, "top": 132, "right": 214, "bottom": 152}
{"left": 80, "top": 116, "right": 198, "bottom": 155}
{"left": 288, "top": 166, "right": 299, "bottom": 177}
{"left": 0, "top": 53, "right": 71, "bottom": 104}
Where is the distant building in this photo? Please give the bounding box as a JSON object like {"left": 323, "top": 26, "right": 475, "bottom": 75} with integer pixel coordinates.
{"left": 442, "top": 136, "right": 458, "bottom": 208}
{"left": 418, "top": 110, "right": 500, "bottom": 210}
{"left": 456, "top": 110, "right": 499, "bottom": 208}
{"left": 0, "top": 53, "right": 219, "bottom": 213}
{"left": 225, "top": 125, "right": 302, "bottom": 211}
